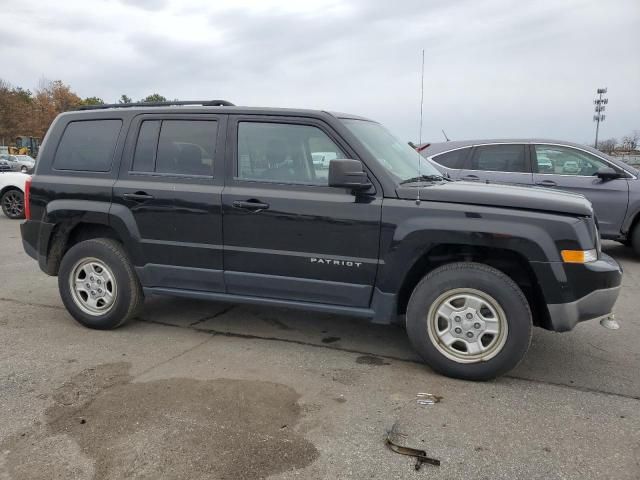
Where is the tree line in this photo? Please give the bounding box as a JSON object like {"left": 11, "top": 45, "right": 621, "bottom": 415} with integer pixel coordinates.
{"left": 0, "top": 78, "right": 167, "bottom": 145}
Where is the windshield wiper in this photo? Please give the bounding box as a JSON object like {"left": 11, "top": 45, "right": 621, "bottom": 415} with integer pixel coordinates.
{"left": 399, "top": 174, "right": 449, "bottom": 185}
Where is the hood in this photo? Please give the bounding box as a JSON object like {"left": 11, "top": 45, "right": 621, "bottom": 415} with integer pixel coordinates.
{"left": 396, "top": 181, "right": 593, "bottom": 216}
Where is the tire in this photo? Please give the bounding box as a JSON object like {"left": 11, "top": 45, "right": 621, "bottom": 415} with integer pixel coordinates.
{"left": 58, "top": 238, "right": 143, "bottom": 329}
{"left": 630, "top": 223, "right": 640, "bottom": 256}
{"left": 1, "top": 189, "right": 25, "bottom": 219}
{"left": 20, "top": 166, "right": 28, "bottom": 173}
{"left": 406, "top": 262, "right": 532, "bottom": 381}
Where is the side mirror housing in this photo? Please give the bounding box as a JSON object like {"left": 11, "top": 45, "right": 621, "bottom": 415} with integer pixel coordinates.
{"left": 328, "top": 159, "right": 372, "bottom": 190}
{"left": 596, "top": 166, "right": 621, "bottom": 180}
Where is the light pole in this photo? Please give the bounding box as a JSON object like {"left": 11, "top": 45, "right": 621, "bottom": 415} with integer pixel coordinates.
{"left": 593, "top": 87, "right": 608, "bottom": 148}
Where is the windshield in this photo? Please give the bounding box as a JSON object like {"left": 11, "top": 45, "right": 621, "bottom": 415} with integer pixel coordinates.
{"left": 341, "top": 119, "right": 442, "bottom": 182}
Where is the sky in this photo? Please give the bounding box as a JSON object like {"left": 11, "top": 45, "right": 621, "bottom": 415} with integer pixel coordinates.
{"left": 1, "top": 0, "right": 638, "bottom": 144}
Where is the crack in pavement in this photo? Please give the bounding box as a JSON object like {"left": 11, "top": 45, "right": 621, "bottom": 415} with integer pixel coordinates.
{"left": 188, "top": 305, "right": 236, "bottom": 327}
{"left": 2, "top": 296, "right": 639, "bottom": 402}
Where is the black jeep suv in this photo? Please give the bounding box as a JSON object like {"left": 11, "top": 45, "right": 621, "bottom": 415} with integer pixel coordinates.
{"left": 21, "top": 100, "right": 622, "bottom": 380}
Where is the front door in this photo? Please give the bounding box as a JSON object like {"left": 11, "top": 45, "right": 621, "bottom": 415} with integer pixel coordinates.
{"left": 222, "top": 116, "right": 382, "bottom": 307}
{"left": 112, "top": 113, "right": 226, "bottom": 291}
{"left": 532, "top": 144, "right": 629, "bottom": 238}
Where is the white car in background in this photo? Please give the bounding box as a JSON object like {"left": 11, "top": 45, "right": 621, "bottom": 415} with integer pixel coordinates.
{"left": 0, "top": 171, "right": 30, "bottom": 219}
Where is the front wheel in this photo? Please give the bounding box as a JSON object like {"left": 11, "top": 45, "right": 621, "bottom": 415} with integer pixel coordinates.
{"left": 58, "top": 238, "right": 143, "bottom": 329}
{"left": 406, "top": 262, "right": 532, "bottom": 380}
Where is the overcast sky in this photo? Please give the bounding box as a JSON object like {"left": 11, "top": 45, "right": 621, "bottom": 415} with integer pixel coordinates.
{"left": 2, "top": 0, "right": 638, "bottom": 143}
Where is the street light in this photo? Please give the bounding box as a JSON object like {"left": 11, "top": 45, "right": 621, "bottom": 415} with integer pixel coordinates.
{"left": 593, "top": 87, "right": 608, "bottom": 148}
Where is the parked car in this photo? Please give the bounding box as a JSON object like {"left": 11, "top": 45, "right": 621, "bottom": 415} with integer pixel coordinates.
{"left": 0, "top": 154, "right": 36, "bottom": 173}
{"left": 422, "top": 139, "right": 640, "bottom": 253}
{"left": 21, "top": 102, "right": 621, "bottom": 381}
{"left": 0, "top": 171, "right": 30, "bottom": 219}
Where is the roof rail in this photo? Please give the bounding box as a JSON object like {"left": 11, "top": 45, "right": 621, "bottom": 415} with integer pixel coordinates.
{"left": 75, "top": 100, "right": 235, "bottom": 110}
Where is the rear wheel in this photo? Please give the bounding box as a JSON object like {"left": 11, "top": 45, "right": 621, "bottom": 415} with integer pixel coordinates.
{"left": 58, "top": 238, "right": 143, "bottom": 329}
{"left": 630, "top": 223, "right": 640, "bottom": 256}
{"left": 406, "top": 262, "right": 532, "bottom": 380}
{"left": 1, "top": 189, "right": 24, "bottom": 219}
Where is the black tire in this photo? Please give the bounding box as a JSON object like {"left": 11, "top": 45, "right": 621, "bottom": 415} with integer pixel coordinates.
{"left": 1, "top": 189, "right": 25, "bottom": 219}
{"left": 58, "top": 238, "right": 143, "bottom": 329}
{"left": 406, "top": 262, "right": 532, "bottom": 381}
{"left": 20, "top": 166, "right": 28, "bottom": 173}
{"left": 630, "top": 223, "right": 640, "bottom": 256}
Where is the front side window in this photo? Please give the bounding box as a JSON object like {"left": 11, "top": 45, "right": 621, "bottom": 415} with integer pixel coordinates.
{"left": 237, "top": 122, "right": 344, "bottom": 185}
{"left": 54, "top": 120, "right": 122, "bottom": 172}
{"left": 470, "top": 144, "right": 527, "bottom": 173}
{"left": 534, "top": 145, "right": 610, "bottom": 176}
{"left": 132, "top": 120, "right": 217, "bottom": 176}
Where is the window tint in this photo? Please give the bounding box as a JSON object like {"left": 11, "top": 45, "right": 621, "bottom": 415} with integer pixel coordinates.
{"left": 534, "top": 145, "right": 610, "bottom": 176}
{"left": 132, "top": 120, "right": 160, "bottom": 172}
{"left": 237, "top": 122, "right": 345, "bottom": 184}
{"left": 54, "top": 120, "right": 122, "bottom": 172}
{"left": 131, "top": 120, "right": 217, "bottom": 176}
{"left": 432, "top": 148, "right": 470, "bottom": 168}
{"left": 470, "top": 144, "right": 527, "bottom": 173}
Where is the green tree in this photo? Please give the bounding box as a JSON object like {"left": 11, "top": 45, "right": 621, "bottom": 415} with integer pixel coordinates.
{"left": 118, "top": 94, "right": 132, "bottom": 104}
{"left": 82, "top": 96, "right": 105, "bottom": 105}
{"left": 140, "top": 93, "right": 167, "bottom": 103}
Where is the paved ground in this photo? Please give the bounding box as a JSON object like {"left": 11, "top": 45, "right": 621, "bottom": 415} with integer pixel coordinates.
{"left": 0, "top": 215, "right": 638, "bottom": 479}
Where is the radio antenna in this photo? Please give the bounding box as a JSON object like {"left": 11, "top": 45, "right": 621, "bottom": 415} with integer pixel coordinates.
{"left": 416, "top": 48, "right": 425, "bottom": 205}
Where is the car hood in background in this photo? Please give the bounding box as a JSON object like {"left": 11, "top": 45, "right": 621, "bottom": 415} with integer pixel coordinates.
{"left": 396, "top": 181, "right": 593, "bottom": 217}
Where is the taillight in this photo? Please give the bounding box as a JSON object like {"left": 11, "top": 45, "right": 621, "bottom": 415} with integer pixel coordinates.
{"left": 24, "top": 176, "right": 32, "bottom": 220}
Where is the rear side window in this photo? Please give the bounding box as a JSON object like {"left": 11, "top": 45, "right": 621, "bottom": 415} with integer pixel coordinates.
{"left": 132, "top": 120, "right": 217, "bottom": 176}
{"left": 54, "top": 120, "right": 122, "bottom": 172}
{"left": 431, "top": 148, "right": 470, "bottom": 168}
{"left": 470, "top": 144, "right": 527, "bottom": 173}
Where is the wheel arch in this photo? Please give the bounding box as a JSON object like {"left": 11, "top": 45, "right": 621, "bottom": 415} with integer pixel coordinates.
{"left": 395, "top": 243, "right": 551, "bottom": 329}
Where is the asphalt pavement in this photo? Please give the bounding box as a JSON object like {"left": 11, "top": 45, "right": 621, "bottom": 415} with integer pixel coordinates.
{"left": 0, "top": 214, "right": 638, "bottom": 479}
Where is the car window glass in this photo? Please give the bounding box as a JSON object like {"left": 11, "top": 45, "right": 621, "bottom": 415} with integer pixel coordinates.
{"left": 534, "top": 145, "right": 609, "bottom": 176}
{"left": 237, "top": 122, "right": 344, "bottom": 185}
{"left": 470, "top": 144, "right": 527, "bottom": 173}
{"left": 132, "top": 120, "right": 160, "bottom": 172}
{"left": 132, "top": 120, "right": 217, "bottom": 176}
{"left": 432, "top": 148, "right": 470, "bottom": 168}
{"left": 53, "top": 120, "right": 122, "bottom": 172}
{"left": 156, "top": 121, "right": 217, "bottom": 176}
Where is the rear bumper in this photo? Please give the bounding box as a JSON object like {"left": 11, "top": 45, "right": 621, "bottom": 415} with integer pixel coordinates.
{"left": 20, "top": 219, "right": 54, "bottom": 274}
{"left": 542, "top": 253, "right": 622, "bottom": 332}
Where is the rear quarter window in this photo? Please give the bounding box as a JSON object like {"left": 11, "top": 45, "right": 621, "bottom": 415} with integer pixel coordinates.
{"left": 431, "top": 147, "right": 471, "bottom": 168}
{"left": 53, "top": 119, "right": 122, "bottom": 172}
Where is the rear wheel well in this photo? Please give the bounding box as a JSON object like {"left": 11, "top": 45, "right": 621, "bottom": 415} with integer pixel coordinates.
{"left": 47, "top": 222, "right": 122, "bottom": 275}
{"left": 396, "top": 244, "right": 550, "bottom": 328}
{"left": 1, "top": 186, "right": 23, "bottom": 196}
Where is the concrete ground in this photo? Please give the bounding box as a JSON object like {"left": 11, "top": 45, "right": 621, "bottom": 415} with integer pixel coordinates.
{"left": 0, "top": 214, "right": 638, "bottom": 479}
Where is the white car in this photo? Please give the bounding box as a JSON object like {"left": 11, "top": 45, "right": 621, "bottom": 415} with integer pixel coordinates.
{"left": 0, "top": 171, "right": 30, "bottom": 219}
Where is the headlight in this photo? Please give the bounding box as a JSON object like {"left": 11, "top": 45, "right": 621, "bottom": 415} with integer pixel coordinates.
{"left": 561, "top": 249, "right": 598, "bottom": 264}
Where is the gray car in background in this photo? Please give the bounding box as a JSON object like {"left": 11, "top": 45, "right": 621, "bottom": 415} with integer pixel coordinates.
{"left": 421, "top": 139, "right": 640, "bottom": 254}
{"left": 0, "top": 154, "right": 36, "bottom": 173}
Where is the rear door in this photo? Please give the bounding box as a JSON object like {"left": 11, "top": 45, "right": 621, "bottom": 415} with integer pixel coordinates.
{"left": 458, "top": 143, "right": 533, "bottom": 185}
{"left": 221, "top": 115, "right": 382, "bottom": 307}
{"left": 532, "top": 144, "right": 629, "bottom": 237}
{"left": 112, "top": 113, "right": 226, "bottom": 291}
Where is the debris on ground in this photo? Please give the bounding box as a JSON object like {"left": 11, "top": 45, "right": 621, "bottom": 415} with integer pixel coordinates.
{"left": 386, "top": 422, "right": 441, "bottom": 470}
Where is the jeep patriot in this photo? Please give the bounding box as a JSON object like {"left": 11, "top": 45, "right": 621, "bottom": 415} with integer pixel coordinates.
{"left": 20, "top": 100, "right": 622, "bottom": 380}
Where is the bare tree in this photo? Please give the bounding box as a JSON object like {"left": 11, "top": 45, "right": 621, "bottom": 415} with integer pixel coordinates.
{"left": 621, "top": 131, "right": 640, "bottom": 151}
{"left": 596, "top": 138, "right": 617, "bottom": 154}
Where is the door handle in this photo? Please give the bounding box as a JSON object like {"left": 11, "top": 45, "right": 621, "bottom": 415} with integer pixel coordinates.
{"left": 123, "top": 191, "right": 154, "bottom": 201}
{"left": 232, "top": 199, "right": 270, "bottom": 212}
{"left": 461, "top": 174, "right": 480, "bottom": 181}
{"left": 535, "top": 180, "right": 557, "bottom": 187}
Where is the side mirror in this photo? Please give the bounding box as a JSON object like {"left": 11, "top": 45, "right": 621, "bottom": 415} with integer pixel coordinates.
{"left": 328, "top": 159, "right": 372, "bottom": 190}
{"left": 596, "top": 166, "right": 621, "bottom": 180}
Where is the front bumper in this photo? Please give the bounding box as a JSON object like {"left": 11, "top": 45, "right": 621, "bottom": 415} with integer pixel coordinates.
{"left": 543, "top": 253, "right": 622, "bottom": 332}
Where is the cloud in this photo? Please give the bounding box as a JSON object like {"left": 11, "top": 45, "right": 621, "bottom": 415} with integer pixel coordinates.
{"left": 1, "top": 0, "right": 638, "bottom": 142}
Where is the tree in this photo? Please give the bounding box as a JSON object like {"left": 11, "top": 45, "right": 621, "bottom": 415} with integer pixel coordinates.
{"left": 82, "top": 96, "right": 105, "bottom": 105}
{"left": 621, "top": 131, "right": 640, "bottom": 151}
{"left": 118, "top": 94, "right": 132, "bottom": 104}
{"left": 140, "top": 93, "right": 167, "bottom": 103}
{"left": 596, "top": 138, "right": 617, "bottom": 155}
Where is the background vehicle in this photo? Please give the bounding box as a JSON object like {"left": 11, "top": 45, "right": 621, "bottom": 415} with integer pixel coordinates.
{"left": 422, "top": 139, "right": 640, "bottom": 253}
{"left": 0, "top": 154, "right": 36, "bottom": 173}
{"left": 0, "top": 171, "right": 29, "bottom": 219}
{"left": 21, "top": 102, "right": 621, "bottom": 381}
